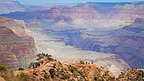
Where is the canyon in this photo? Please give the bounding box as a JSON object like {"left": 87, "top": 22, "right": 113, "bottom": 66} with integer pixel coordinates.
{"left": 11, "top": 2, "right": 143, "bottom": 68}
{"left": 0, "top": 1, "right": 144, "bottom": 73}
{"left": 25, "top": 21, "right": 130, "bottom": 76}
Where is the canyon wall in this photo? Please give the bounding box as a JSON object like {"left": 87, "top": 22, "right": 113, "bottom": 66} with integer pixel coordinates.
{"left": 0, "top": 17, "right": 36, "bottom": 70}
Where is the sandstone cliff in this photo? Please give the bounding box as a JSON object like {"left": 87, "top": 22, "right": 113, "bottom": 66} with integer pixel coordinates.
{"left": 0, "top": 17, "right": 36, "bottom": 70}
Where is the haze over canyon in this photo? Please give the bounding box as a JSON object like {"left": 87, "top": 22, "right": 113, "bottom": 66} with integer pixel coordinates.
{"left": 0, "top": 0, "right": 144, "bottom": 78}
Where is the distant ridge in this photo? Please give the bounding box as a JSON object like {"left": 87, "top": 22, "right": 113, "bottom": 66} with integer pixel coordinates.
{"left": 133, "top": 1, "right": 144, "bottom": 5}
{"left": 87, "top": 2, "right": 132, "bottom": 4}
{"left": 0, "top": 0, "right": 25, "bottom": 14}
{"left": 75, "top": 2, "right": 132, "bottom": 10}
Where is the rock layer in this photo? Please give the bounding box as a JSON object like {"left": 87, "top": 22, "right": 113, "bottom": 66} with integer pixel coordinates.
{"left": 0, "top": 0, "right": 25, "bottom": 14}
{"left": 0, "top": 17, "right": 36, "bottom": 70}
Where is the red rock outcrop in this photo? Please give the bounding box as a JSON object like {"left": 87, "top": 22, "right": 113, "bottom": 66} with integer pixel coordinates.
{"left": 0, "top": 17, "right": 36, "bottom": 70}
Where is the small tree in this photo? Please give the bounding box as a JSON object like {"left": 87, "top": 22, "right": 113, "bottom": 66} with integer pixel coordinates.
{"left": 80, "top": 60, "right": 85, "bottom": 64}
{"left": 61, "top": 74, "right": 70, "bottom": 80}
{"left": 36, "top": 53, "right": 45, "bottom": 60}
{"left": 37, "top": 53, "right": 54, "bottom": 61}
{"left": 44, "top": 73, "right": 49, "bottom": 79}
{"left": 17, "top": 72, "right": 30, "bottom": 81}
{"left": 18, "top": 68, "right": 24, "bottom": 71}
{"left": 49, "top": 69, "right": 56, "bottom": 78}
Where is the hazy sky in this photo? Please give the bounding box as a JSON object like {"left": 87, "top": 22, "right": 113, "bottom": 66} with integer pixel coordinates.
{"left": 17, "top": 0, "right": 144, "bottom": 5}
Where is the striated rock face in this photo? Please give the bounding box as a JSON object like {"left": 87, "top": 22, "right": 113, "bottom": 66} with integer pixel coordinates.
{"left": 39, "top": 6, "right": 102, "bottom": 20}
{"left": 113, "top": 3, "right": 144, "bottom": 23}
{"left": 0, "top": 52, "right": 19, "bottom": 70}
{"left": 0, "top": 0, "right": 25, "bottom": 14}
{"left": 0, "top": 17, "right": 26, "bottom": 36}
{"left": 0, "top": 5, "right": 102, "bottom": 21}
{"left": 0, "top": 17, "right": 36, "bottom": 70}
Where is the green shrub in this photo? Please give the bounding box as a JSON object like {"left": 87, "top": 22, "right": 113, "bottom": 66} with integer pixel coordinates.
{"left": 17, "top": 72, "right": 29, "bottom": 81}
{"left": 71, "top": 79, "right": 75, "bottom": 81}
{"left": 142, "top": 71, "right": 144, "bottom": 77}
{"left": 44, "top": 73, "right": 49, "bottom": 79}
{"left": 0, "top": 62, "right": 7, "bottom": 71}
{"left": 61, "top": 74, "right": 70, "bottom": 80}
{"left": 37, "top": 53, "right": 55, "bottom": 61}
{"left": 94, "top": 77, "right": 98, "bottom": 81}
{"left": 53, "top": 63, "right": 56, "bottom": 68}
{"left": 78, "top": 71, "right": 84, "bottom": 75}
{"left": 80, "top": 60, "right": 85, "bottom": 64}
{"left": 78, "top": 79, "right": 83, "bottom": 81}
{"left": 49, "top": 69, "right": 56, "bottom": 78}
{"left": 18, "top": 68, "right": 24, "bottom": 71}
{"left": 68, "top": 65, "right": 77, "bottom": 73}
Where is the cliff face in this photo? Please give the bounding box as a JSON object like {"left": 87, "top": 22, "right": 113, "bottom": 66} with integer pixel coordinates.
{"left": 0, "top": 17, "right": 36, "bottom": 70}
{"left": 113, "top": 3, "right": 144, "bottom": 23}
{"left": 0, "top": 52, "right": 19, "bottom": 70}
